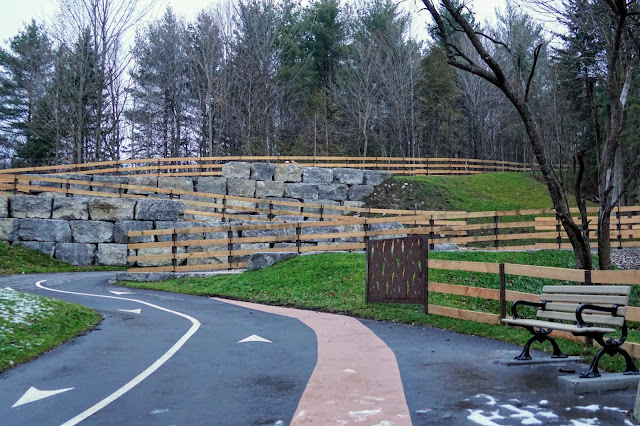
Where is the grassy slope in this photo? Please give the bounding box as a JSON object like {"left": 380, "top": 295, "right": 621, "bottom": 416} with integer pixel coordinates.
{"left": 120, "top": 251, "right": 636, "bottom": 373}
{"left": 366, "top": 172, "right": 555, "bottom": 212}
{"left": 0, "top": 290, "right": 101, "bottom": 372}
{"left": 0, "top": 242, "right": 122, "bottom": 276}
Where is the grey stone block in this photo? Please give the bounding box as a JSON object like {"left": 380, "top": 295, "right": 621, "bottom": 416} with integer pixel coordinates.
{"left": 255, "top": 181, "right": 285, "bottom": 198}
{"left": 155, "top": 221, "right": 206, "bottom": 242}
{"left": 558, "top": 373, "right": 640, "bottom": 393}
{"left": 25, "top": 174, "right": 62, "bottom": 189}
{"left": 303, "top": 167, "right": 333, "bottom": 184}
{"left": 96, "top": 244, "right": 128, "bottom": 266}
{"left": 433, "top": 243, "right": 459, "bottom": 251}
{"left": 136, "top": 246, "right": 185, "bottom": 267}
{"left": 247, "top": 252, "right": 298, "bottom": 271}
{"left": 19, "top": 219, "right": 71, "bottom": 242}
{"left": 251, "top": 163, "right": 276, "bottom": 181}
{"left": 363, "top": 170, "right": 393, "bottom": 186}
{"left": 0, "top": 218, "right": 19, "bottom": 241}
{"left": 113, "top": 220, "right": 154, "bottom": 244}
{"left": 348, "top": 185, "right": 375, "bottom": 201}
{"left": 127, "top": 175, "right": 158, "bottom": 195}
{"left": 195, "top": 177, "right": 227, "bottom": 195}
{"left": 369, "top": 222, "right": 405, "bottom": 240}
{"left": 91, "top": 175, "right": 130, "bottom": 193}
{"left": 64, "top": 174, "right": 92, "bottom": 190}
{"left": 274, "top": 164, "right": 302, "bottom": 182}
{"left": 318, "top": 184, "right": 348, "bottom": 201}
{"left": 116, "top": 271, "right": 173, "bottom": 282}
{"left": 71, "top": 221, "right": 114, "bottom": 243}
{"left": 333, "top": 168, "right": 364, "bottom": 185}
{"left": 284, "top": 183, "right": 319, "bottom": 200}
{"left": 271, "top": 215, "right": 304, "bottom": 222}
{"left": 301, "top": 199, "right": 341, "bottom": 215}
{"left": 222, "top": 162, "right": 251, "bottom": 179}
{"left": 88, "top": 198, "right": 137, "bottom": 221}
{"left": 135, "top": 199, "right": 186, "bottom": 221}
{"left": 227, "top": 178, "right": 256, "bottom": 197}
{"left": 335, "top": 224, "right": 364, "bottom": 242}
{"left": 52, "top": 197, "right": 89, "bottom": 220}
{"left": 258, "top": 197, "right": 301, "bottom": 213}
{"left": 0, "top": 196, "right": 7, "bottom": 218}
{"left": 158, "top": 176, "right": 194, "bottom": 193}
{"left": 55, "top": 243, "right": 96, "bottom": 266}
{"left": 185, "top": 244, "right": 228, "bottom": 266}
{"left": 10, "top": 195, "right": 52, "bottom": 219}
{"left": 343, "top": 201, "right": 366, "bottom": 209}
{"left": 13, "top": 241, "right": 56, "bottom": 257}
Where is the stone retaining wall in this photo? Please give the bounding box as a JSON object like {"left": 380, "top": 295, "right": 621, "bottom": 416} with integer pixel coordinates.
{"left": 0, "top": 161, "right": 401, "bottom": 266}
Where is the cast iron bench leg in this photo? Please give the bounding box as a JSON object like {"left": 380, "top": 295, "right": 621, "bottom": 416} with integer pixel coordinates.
{"left": 515, "top": 327, "right": 568, "bottom": 361}
{"left": 580, "top": 335, "right": 640, "bottom": 378}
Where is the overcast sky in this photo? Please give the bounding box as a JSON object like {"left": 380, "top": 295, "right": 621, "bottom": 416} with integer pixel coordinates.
{"left": 0, "top": 0, "right": 507, "bottom": 49}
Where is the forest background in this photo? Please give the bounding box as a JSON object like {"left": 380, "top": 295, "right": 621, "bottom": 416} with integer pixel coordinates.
{"left": 0, "top": 0, "right": 638, "bottom": 207}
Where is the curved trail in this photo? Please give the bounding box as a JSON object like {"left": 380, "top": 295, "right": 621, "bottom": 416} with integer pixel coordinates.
{"left": 35, "top": 280, "right": 201, "bottom": 426}
{"left": 215, "top": 298, "right": 412, "bottom": 425}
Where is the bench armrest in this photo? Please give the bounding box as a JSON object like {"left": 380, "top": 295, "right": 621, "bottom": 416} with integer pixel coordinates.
{"left": 575, "top": 303, "right": 620, "bottom": 327}
{"left": 511, "top": 300, "right": 546, "bottom": 319}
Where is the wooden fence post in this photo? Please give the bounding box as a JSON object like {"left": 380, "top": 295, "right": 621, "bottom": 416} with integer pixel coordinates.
{"left": 296, "top": 224, "right": 302, "bottom": 254}
{"left": 423, "top": 236, "right": 429, "bottom": 314}
{"left": 493, "top": 215, "right": 499, "bottom": 248}
{"left": 555, "top": 213, "right": 562, "bottom": 249}
{"left": 429, "top": 217, "right": 435, "bottom": 250}
{"left": 13, "top": 175, "right": 18, "bottom": 195}
{"left": 365, "top": 227, "right": 370, "bottom": 305}
{"left": 616, "top": 207, "right": 622, "bottom": 249}
{"left": 499, "top": 263, "right": 506, "bottom": 320}
{"left": 227, "top": 229, "right": 234, "bottom": 269}
{"left": 171, "top": 231, "right": 178, "bottom": 272}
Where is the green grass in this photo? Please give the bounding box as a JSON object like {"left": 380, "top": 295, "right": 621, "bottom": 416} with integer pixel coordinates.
{"left": 0, "top": 289, "right": 101, "bottom": 372}
{"left": 367, "top": 172, "right": 554, "bottom": 212}
{"left": 0, "top": 242, "right": 123, "bottom": 276}
{"left": 118, "top": 251, "right": 636, "bottom": 374}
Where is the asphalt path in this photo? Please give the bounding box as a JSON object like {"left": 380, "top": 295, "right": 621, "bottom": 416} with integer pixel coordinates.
{"left": 1, "top": 272, "right": 638, "bottom": 425}
{"left": 0, "top": 272, "right": 316, "bottom": 425}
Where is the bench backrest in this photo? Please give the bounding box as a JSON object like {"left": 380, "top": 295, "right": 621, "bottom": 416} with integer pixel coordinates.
{"left": 538, "top": 285, "right": 631, "bottom": 327}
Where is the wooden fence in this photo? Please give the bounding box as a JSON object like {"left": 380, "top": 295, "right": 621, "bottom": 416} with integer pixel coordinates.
{"left": 426, "top": 259, "right": 640, "bottom": 358}
{"left": 0, "top": 156, "right": 531, "bottom": 177}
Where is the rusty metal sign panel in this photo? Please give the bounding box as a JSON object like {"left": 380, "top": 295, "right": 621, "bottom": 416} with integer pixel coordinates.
{"left": 366, "top": 236, "right": 428, "bottom": 312}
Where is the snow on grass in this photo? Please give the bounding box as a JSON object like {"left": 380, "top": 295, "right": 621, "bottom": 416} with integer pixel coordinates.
{"left": 0, "top": 288, "right": 54, "bottom": 338}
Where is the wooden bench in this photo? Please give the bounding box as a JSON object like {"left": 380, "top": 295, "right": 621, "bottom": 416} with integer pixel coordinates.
{"left": 502, "top": 285, "right": 639, "bottom": 378}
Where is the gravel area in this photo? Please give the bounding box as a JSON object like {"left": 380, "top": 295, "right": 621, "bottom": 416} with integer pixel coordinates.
{"left": 610, "top": 247, "right": 640, "bottom": 270}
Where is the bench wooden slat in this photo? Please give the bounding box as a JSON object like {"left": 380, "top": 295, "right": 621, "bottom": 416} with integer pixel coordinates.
{"left": 542, "top": 285, "right": 631, "bottom": 296}
{"left": 536, "top": 310, "right": 626, "bottom": 327}
{"left": 501, "top": 318, "right": 616, "bottom": 334}
{"left": 541, "top": 293, "right": 629, "bottom": 305}
{"left": 542, "top": 302, "right": 627, "bottom": 317}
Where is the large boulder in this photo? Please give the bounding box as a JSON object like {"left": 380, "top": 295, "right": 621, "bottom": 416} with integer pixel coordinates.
{"left": 195, "top": 177, "right": 227, "bottom": 195}
{"left": 255, "top": 181, "right": 285, "bottom": 198}
{"left": 71, "top": 221, "right": 114, "bottom": 243}
{"left": 10, "top": 195, "right": 52, "bottom": 219}
{"left": 52, "top": 197, "right": 89, "bottom": 220}
{"left": 19, "top": 219, "right": 71, "bottom": 242}
{"left": 113, "top": 220, "right": 154, "bottom": 244}
{"left": 318, "top": 184, "right": 348, "bottom": 201}
{"left": 24, "top": 174, "right": 62, "bottom": 190}
{"left": 363, "top": 170, "right": 393, "bottom": 186}
{"left": 185, "top": 244, "right": 228, "bottom": 266}
{"left": 158, "top": 176, "right": 194, "bottom": 193}
{"left": 348, "top": 185, "right": 375, "bottom": 201}
{"left": 91, "top": 175, "right": 130, "bottom": 193}
{"left": 222, "top": 162, "right": 251, "bottom": 179}
{"left": 88, "top": 198, "right": 137, "bottom": 221}
{"left": 227, "top": 178, "right": 256, "bottom": 198}
{"left": 284, "top": 183, "right": 319, "bottom": 200}
{"left": 136, "top": 246, "right": 185, "bottom": 267}
{"left": 64, "top": 174, "right": 92, "bottom": 191}
{"left": 369, "top": 222, "right": 406, "bottom": 240}
{"left": 0, "top": 218, "right": 19, "bottom": 241}
{"left": 247, "top": 252, "right": 298, "bottom": 271}
{"left": 333, "top": 168, "right": 364, "bottom": 185}
{"left": 303, "top": 167, "right": 333, "bottom": 184}
{"left": 274, "top": 164, "right": 302, "bottom": 183}
{"left": 0, "top": 196, "right": 7, "bottom": 218}
{"left": 155, "top": 221, "right": 206, "bottom": 242}
{"left": 135, "top": 199, "right": 185, "bottom": 221}
{"left": 55, "top": 243, "right": 96, "bottom": 265}
{"left": 96, "top": 244, "right": 128, "bottom": 266}
{"left": 14, "top": 241, "right": 56, "bottom": 257}
{"left": 127, "top": 175, "right": 158, "bottom": 195}
{"left": 251, "top": 163, "right": 276, "bottom": 181}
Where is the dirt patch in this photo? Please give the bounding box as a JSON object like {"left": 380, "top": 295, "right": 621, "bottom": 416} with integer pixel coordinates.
{"left": 365, "top": 179, "right": 450, "bottom": 211}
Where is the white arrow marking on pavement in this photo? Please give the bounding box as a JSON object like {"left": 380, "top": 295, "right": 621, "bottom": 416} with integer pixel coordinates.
{"left": 238, "top": 334, "right": 272, "bottom": 343}
{"left": 13, "top": 386, "right": 74, "bottom": 408}
{"left": 109, "top": 291, "right": 133, "bottom": 296}
{"left": 118, "top": 308, "right": 141, "bottom": 314}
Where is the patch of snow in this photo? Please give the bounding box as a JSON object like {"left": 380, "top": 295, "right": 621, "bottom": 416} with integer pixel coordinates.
{"left": 467, "top": 409, "right": 504, "bottom": 426}
{"left": 575, "top": 405, "right": 600, "bottom": 412}
{"left": 539, "top": 400, "right": 548, "bottom": 406}
{"left": 348, "top": 409, "right": 381, "bottom": 421}
{"left": 570, "top": 419, "right": 599, "bottom": 426}
{"left": 474, "top": 394, "right": 497, "bottom": 406}
{"left": 0, "top": 289, "right": 54, "bottom": 340}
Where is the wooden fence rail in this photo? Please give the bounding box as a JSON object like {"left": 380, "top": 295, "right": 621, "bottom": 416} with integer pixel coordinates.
{"left": 0, "top": 155, "right": 532, "bottom": 176}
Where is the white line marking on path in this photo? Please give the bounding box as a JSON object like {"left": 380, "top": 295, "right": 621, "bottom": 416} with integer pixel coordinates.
{"left": 109, "top": 290, "right": 133, "bottom": 295}
{"left": 118, "top": 308, "right": 141, "bottom": 314}
{"left": 35, "top": 280, "right": 200, "bottom": 426}
{"left": 13, "top": 386, "right": 74, "bottom": 408}
{"left": 238, "top": 334, "right": 271, "bottom": 343}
